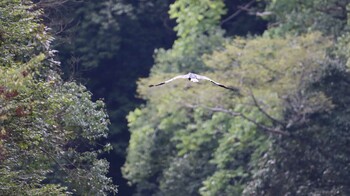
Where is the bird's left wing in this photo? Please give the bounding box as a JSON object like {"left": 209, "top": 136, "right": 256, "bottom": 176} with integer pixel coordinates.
{"left": 149, "top": 74, "right": 189, "bottom": 87}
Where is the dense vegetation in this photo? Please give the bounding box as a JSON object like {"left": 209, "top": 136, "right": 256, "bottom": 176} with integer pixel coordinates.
{"left": 124, "top": 0, "right": 350, "bottom": 195}
{"left": 2, "top": 0, "right": 350, "bottom": 195}
{"left": 40, "top": 0, "right": 265, "bottom": 194}
{"left": 0, "top": 0, "right": 116, "bottom": 195}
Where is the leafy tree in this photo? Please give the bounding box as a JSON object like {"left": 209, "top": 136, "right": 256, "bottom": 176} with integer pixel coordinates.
{"left": 126, "top": 0, "right": 350, "bottom": 195}
{"left": 0, "top": 0, "right": 116, "bottom": 195}
{"left": 201, "top": 33, "right": 336, "bottom": 195}
{"left": 242, "top": 51, "right": 350, "bottom": 195}
{"left": 123, "top": 1, "right": 228, "bottom": 194}
{"left": 263, "top": 0, "right": 350, "bottom": 36}
{"left": 125, "top": 31, "right": 335, "bottom": 195}
{"left": 244, "top": 66, "right": 350, "bottom": 195}
{"left": 240, "top": 0, "right": 350, "bottom": 195}
{"left": 152, "top": 0, "right": 227, "bottom": 73}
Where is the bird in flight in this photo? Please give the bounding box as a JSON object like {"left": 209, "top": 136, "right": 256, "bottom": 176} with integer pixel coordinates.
{"left": 149, "top": 72, "right": 240, "bottom": 92}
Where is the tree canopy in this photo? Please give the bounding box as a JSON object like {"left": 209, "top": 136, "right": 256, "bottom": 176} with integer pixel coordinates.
{"left": 0, "top": 0, "right": 116, "bottom": 195}
{"left": 123, "top": 0, "right": 350, "bottom": 195}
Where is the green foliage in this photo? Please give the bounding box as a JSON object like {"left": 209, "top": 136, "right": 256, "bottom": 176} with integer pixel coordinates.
{"left": 49, "top": 0, "right": 133, "bottom": 70}
{"left": 264, "top": 0, "right": 350, "bottom": 36}
{"left": 123, "top": 105, "right": 179, "bottom": 195}
{"left": 43, "top": 1, "right": 178, "bottom": 193}
{"left": 124, "top": 29, "right": 340, "bottom": 195}
{"left": 69, "top": 0, "right": 133, "bottom": 69}
{"left": 152, "top": 0, "right": 226, "bottom": 73}
{"left": 0, "top": 0, "right": 42, "bottom": 65}
{"left": 244, "top": 64, "right": 350, "bottom": 195}
{"left": 334, "top": 32, "right": 350, "bottom": 70}
{"left": 124, "top": 2, "right": 350, "bottom": 195}
{"left": 0, "top": 0, "right": 116, "bottom": 195}
{"left": 169, "top": 0, "right": 226, "bottom": 39}
{"left": 123, "top": 3, "right": 229, "bottom": 192}
{"left": 48, "top": 0, "right": 176, "bottom": 156}
{"left": 152, "top": 31, "right": 225, "bottom": 73}
{"left": 200, "top": 118, "right": 269, "bottom": 196}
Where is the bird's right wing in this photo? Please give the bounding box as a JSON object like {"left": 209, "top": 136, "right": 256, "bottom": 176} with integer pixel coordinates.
{"left": 195, "top": 75, "right": 225, "bottom": 87}
{"left": 196, "top": 74, "right": 241, "bottom": 93}
{"left": 149, "top": 74, "right": 189, "bottom": 87}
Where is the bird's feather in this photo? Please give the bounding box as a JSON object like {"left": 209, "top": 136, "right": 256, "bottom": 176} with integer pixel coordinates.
{"left": 149, "top": 74, "right": 189, "bottom": 87}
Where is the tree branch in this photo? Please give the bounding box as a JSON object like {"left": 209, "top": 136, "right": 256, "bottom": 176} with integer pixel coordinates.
{"left": 248, "top": 88, "right": 286, "bottom": 126}
{"left": 185, "top": 104, "right": 290, "bottom": 136}
{"left": 221, "top": 0, "right": 256, "bottom": 25}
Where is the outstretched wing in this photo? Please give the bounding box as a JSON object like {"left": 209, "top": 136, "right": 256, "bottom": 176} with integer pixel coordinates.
{"left": 196, "top": 74, "right": 241, "bottom": 92}
{"left": 149, "top": 74, "right": 189, "bottom": 87}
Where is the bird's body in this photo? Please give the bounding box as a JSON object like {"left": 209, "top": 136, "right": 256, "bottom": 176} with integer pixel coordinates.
{"left": 188, "top": 72, "right": 200, "bottom": 82}
{"left": 149, "top": 72, "right": 240, "bottom": 92}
